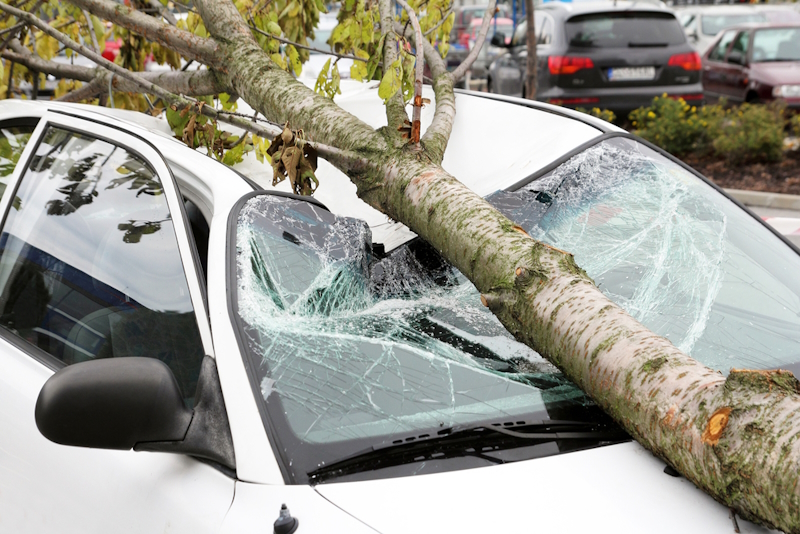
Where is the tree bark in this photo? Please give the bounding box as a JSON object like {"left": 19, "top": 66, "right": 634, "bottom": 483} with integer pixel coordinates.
{"left": 524, "top": 0, "right": 537, "bottom": 100}
{"left": 15, "top": 0, "right": 800, "bottom": 530}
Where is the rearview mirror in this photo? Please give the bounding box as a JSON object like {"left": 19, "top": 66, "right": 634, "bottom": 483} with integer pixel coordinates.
{"left": 36, "top": 357, "right": 192, "bottom": 449}
{"left": 490, "top": 32, "right": 507, "bottom": 48}
{"left": 36, "top": 356, "right": 236, "bottom": 469}
{"left": 727, "top": 51, "right": 746, "bottom": 65}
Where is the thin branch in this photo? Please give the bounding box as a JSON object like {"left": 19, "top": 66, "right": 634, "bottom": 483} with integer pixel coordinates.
{"left": 66, "top": 0, "right": 219, "bottom": 64}
{"left": 1, "top": 6, "right": 368, "bottom": 173}
{"left": 57, "top": 77, "right": 103, "bottom": 101}
{"left": 378, "top": 0, "right": 408, "bottom": 137}
{"left": 81, "top": 9, "right": 100, "bottom": 52}
{"left": 423, "top": 6, "right": 452, "bottom": 37}
{"left": 395, "top": 0, "right": 424, "bottom": 145}
{"left": 4, "top": 37, "right": 227, "bottom": 96}
{"left": 451, "top": 0, "right": 496, "bottom": 81}
{"left": 395, "top": 19, "right": 454, "bottom": 161}
{"left": 248, "top": 21, "right": 365, "bottom": 62}
{"left": 146, "top": 0, "right": 177, "bottom": 25}
{"left": 0, "top": 22, "right": 24, "bottom": 39}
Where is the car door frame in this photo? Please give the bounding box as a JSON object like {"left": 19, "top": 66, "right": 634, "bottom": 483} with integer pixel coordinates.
{"left": 702, "top": 29, "right": 738, "bottom": 104}
{"left": 717, "top": 29, "right": 751, "bottom": 104}
{"left": 0, "top": 110, "right": 215, "bottom": 368}
{"left": 0, "top": 110, "right": 237, "bottom": 534}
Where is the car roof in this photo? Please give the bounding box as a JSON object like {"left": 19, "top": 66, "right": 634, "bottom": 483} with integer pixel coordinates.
{"left": 713, "top": 21, "right": 800, "bottom": 31}
{"left": 0, "top": 86, "right": 616, "bottom": 251}
{"left": 540, "top": 0, "right": 674, "bottom": 19}
{"left": 677, "top": 5, "right": 768, "bottom": 15}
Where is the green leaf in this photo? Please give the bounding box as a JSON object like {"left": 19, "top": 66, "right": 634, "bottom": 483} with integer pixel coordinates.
{"left": 287, "top": 45, "right": 302, "bottom": 76}
{"left": 266, "top": 21, "right": 282, "bottom": 35}
{"left": 366, "top": 33, "right": 386, "bottom": 81}
{"left": 378, "top": 59, "right": 402, "bottom": 103}
{"left": 314, "top": 57, "right": 331, "bottom": 94}
{"left": 91, "top": 14, "right": 105, "bottom": 48}
{"left": 222, "top": 140, "right": 246, "bottom": 166}
{"left": 166, "top": 106, "right": 191, "bottom": 138}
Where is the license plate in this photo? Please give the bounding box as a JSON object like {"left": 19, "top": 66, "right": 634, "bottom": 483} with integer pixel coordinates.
{"left": 607, "top": 67, "right": 656, "bottom": 81}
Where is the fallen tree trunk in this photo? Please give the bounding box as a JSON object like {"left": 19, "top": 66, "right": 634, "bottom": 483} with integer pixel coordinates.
{"left": 9, "top": 0, "right": 800, "bottom": 529}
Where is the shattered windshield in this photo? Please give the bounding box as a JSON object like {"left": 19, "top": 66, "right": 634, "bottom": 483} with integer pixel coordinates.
{"left": 491, "top": 136, "right": 800, "bottom": 372}
{"left": 234, "top": 136, "right": 800, "bottom": 483}
{"left": 234, "top": 194, "right": 609, "bottom": 484}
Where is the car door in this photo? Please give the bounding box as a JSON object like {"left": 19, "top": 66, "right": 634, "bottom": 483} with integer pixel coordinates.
{"left": 0, "top": 111, "right": 235, "bottom": 534}
{"left": 702, "top": 29, "right": 737, "bottom": 103}
{"left": 717, "top": 30, "right": 751, "bottom": 103}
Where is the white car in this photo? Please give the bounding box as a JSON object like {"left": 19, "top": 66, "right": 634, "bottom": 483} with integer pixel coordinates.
{"left": 0, "top": 87, "right": 795, "bottom": 534}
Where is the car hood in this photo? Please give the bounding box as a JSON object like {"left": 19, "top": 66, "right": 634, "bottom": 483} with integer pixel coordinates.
{"left": 750, "top": 61, "right": 800, "bottom": 85}
{"left": 315, "top": 441, "right": 773, "bottom": 534}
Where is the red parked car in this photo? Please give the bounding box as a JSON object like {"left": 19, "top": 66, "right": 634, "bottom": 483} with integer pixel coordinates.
{"left": 702, "top": 22, "right": 800, "bottom": 108}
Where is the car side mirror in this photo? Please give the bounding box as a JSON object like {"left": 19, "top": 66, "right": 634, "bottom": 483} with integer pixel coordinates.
{"left": 728, "top": 51, "right": 746, "bottom": 66}
{"left": 490, "top": 33, "right": 507, "bottom": 48}
{"left": 36, "top": 356, "right": 235, "bottom": 470}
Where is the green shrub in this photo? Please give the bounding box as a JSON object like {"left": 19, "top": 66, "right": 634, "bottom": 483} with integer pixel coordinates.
{"left": 629, "top": 95, "right": 721, "bottom": 157}
{"left": 712, "top": 102, "right": 785, "bottom": 164}
{"left": 790, "top": 113, "right": 800, "bottom": 138}
{"left": 576, "top": 107, "right": 616, "bottom": 124}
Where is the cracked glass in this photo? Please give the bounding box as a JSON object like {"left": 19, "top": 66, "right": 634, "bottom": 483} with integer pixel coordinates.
{"left": 492, "top": 136, "right": 800, "bottom": 373}
{"left": 235, "top": 195, "right": 603, "bottom": 483}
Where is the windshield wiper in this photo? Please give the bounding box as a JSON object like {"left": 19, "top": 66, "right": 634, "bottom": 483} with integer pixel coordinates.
{"left": 308, "top": 419, "right": 629, "bottom": 483}
{"left": 628, "top": 42, "right": 668, "bottom": 47}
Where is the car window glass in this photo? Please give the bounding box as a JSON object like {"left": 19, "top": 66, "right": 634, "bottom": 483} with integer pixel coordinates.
{"left": 566, "top": 12, "right": 685, "bottom": 48}
{"left": 0, "top": 126, "right": 205, "bottom": 403}
{"left": 700, "top": 13, "right": 766, "bottom": 36}
{"left": 752, "top": 28, "right": 800, "bottom": 62}
{"left": 511, "top": 16, "right": 541, "bottom": 47}
{"left": 708, "top": 30, "right": 736, "bottom": 61}
{"left": 0, "top": 124, "right": 35, "bottom": 203}
{"left": 729, "top": 31, "right": 749, "bottom": 61}
{"left": 490, "top": 137, "right": 800, "bottom": 375}
{"left": 538, "top": 17, "right": 553, "bottom": 45}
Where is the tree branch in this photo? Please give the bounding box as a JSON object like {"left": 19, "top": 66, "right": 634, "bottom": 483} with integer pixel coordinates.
{"left": 378, "top": 0, "right": 408, "bottom": 137}
{"left": 81, "top": 9, "right": 100, "bottom": 52}
{"left": 66, "top": 0, "right": 219, "bottom": 64}
{"left": 451, "top": 0, "right": 495, "bottom": 81}
{"left": 395, "top": 0, "right": 424, "bottom": 145}
{"left": 57, "top": 77, "right": 102, "bottom": 101}
{"left": 423, "top": 7, "right": 452, "bottom": 37}
{"left": 395, "top": 20, "right": 454, "bottom": 163}
{"left": 248, "top": 21, "right": 366, "bottom": 62}
{"left": 3, "top": 37, "right": 228, "bottom": 97}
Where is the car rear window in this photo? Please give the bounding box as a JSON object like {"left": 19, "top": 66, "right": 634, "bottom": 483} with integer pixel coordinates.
{"left": 566, "top": 12, "right": 686, "bottom": 48}
{"left": 700, "top": 13, "right": 766, "bottom": 36}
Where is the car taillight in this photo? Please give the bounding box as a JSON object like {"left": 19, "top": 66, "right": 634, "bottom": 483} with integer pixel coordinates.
{"left": 548, "top": 97, "right": 600, "bottom": 105}
{"left": 667, "top": 93, "right": 704, "bottom": 101}
{"left": 668, "top": 52, "right": 702, "bottom": 71}
{"left": 548, "top": 56, "right": 595, "bottom": 75}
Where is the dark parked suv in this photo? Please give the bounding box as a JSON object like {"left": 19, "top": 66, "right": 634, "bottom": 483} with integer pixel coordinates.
{"left": 487, "top": 1, "right": 704, "bottom": 114}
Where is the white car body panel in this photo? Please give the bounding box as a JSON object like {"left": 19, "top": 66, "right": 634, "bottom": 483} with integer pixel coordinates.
{"left": 316, "top": 441, "right": 771, "bottom": 534}
{"left": 221, "top": 482, "right": 378, "bottom": 533}
{"left": 0, "top": 341, "right": 236, "bottom": 533}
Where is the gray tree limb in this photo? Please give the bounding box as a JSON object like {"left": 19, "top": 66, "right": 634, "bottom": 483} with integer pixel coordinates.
{"left": 67, "top": 0, "right": 219, "bottom": 64}
{"left": 451, "top": 0, "right": 496, "bottom": 81}
{"left": 395, "top": 0, "right": 424, "bottom": 145}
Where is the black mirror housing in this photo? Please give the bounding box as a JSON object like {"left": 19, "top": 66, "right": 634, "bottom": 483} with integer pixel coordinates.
{"left": 728, "top": 51, "right": 746, "bottom": 66}
{"left": 35, "top": 357, "right": 192, "bottom": 450}
{"left": 490, "top": 32, "right": 507, "bottom": 48}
